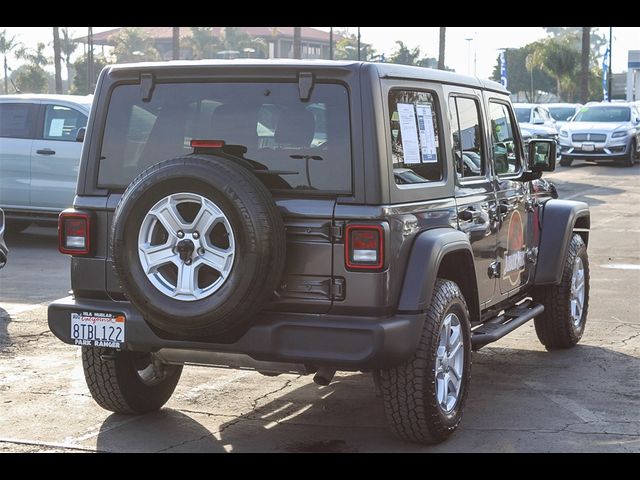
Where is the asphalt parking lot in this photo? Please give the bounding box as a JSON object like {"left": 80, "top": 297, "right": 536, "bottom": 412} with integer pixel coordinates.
{"left": 1, "top": 162, "right": 639, "bottom": 453}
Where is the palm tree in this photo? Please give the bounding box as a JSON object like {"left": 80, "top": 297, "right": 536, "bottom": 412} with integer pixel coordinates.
{"left": 172, "top": 27, "right": 180, "bottom": 60}
{"left": 389, "top": 41, "right": 422, "bottom": 66}
{"left": 531, "top": 37, "right": 579, "bottom": 101}
{"left": 60, "top": 28, "right": 78, "bottom": 93}
{"left": 293, "top": 27, "right": 301, "bottom": 59}
{"left": 580, "top": 27, "right": 591, "bottom": 103}
{"left": 112, "top": 28, "right": 160, "bottom": 63}
{"left": 0, "top": 30, "right": 20, "bottom": 94}
{"left": 53, "top": 27, "right": 62, "bottom": 94}
{"left": 438, "top": 27, "right": 446, "bottom": 70}
{"left": 187, "top": 27, "right": 219, "bottom": 59}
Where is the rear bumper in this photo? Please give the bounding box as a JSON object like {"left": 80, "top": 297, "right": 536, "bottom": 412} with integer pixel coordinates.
{"left": 47, "top": 296, "right": 425, "bottom": 370}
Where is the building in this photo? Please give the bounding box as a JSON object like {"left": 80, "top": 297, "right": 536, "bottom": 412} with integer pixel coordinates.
{"left": 78, "top": 27, "right": 339, "bottom": 60}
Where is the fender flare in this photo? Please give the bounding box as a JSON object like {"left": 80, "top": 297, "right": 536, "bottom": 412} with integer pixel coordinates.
{"left": 397, "top": 228, "right": 475, "bottom": 313}
{"left": 534, "top": 199, "right": 590, "bottom": 285}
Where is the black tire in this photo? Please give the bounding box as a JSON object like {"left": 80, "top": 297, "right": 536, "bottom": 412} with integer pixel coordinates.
{"left": 82, "top": 347, "right": 182, "bottom": 414}
{"left": 559, "top": 157, "right": 573, "bottom": 167}
{"left": 6, "top": 219, "right": 31, "bottom": 234}
{"left": 624, "top": 139, "right": 637, "bottom": 167}
{"left": 534, "top": 234, "right": 589, "bottom": 349}
{"left": 380, "top": 279, "right": 472, "bottom": 444}
{"left": 111, "top": 155, "right": 286, "bottom": 340}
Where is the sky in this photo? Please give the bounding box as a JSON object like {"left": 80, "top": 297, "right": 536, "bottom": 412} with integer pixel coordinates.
{"left": 1, "top": 26, "right": 637, "bottom": 80}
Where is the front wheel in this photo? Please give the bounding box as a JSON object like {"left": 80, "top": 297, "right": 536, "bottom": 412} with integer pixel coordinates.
{"left": 534, "top": 234, "right": 589, "bottom": 349}
{"left": 559, "top": 156, "right": 573, "bottom": 167}
{"left": 380, "top": 279, "right": 472, "bottom": 444}
{"left": 82, "top": 347, "right": 182, "bottom": 414}
{"left": 624, "top": 139, "right": 637, "bottom": 167}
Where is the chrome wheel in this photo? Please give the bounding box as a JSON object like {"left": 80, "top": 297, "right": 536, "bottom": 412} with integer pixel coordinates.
{"left": 435, "top": 313, "right": 464, "bottom": 413}
{"left": 137, "top": 192, "right": 235, "bottom": 301}
{"left": 570, "top": 256, "right": 585, "bottom": 327}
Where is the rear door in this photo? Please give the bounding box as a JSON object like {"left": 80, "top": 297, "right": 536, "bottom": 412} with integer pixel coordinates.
{"left": 0, "top": 102, "right": 38, "bottom": 210}
{"left": 30, "top": 103, "right": 87, "bottom": 211}
{"left": 447, "top": 87, "right": 498, "bottom": 306}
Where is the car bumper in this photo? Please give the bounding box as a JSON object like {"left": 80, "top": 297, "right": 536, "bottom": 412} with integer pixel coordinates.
{"left": 559, "top": 140, "right": 631, "bottom": 161}
{"left": 48, "top": 296, "right": 425, "bottom": 370}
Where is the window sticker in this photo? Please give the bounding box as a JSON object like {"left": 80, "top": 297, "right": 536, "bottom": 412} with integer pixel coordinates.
{"left": 48, "top": 118, "right": 65, "bottom": 137}
{"left": 416, "top": 104, "right": 437, "bottom": 163}
{"left": 397, "top": 103, "right": 421, "bottom": 164}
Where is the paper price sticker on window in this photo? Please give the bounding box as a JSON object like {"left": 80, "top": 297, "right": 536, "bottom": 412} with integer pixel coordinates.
{"left": 416, "top": 104, "right": 437, "bottom": 163}
{"left": 397, "top": 103, "right": 422, "bottom": 165}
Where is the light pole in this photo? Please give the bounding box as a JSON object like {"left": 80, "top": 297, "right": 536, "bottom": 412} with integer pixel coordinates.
{"left": 357, "top": 27, "right": 361, "bottom": 61}
{"left": 465, "top": 37, "right": 473, "bottom": 75}
{"left": 329, "top": 27, "right": 333, "bottom": 60}
{"left": 608, "top": 26, "right": 613, "bottom": 102}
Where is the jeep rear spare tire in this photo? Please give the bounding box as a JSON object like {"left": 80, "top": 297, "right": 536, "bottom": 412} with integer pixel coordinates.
{"left": 111, "top": 155, "right": 286, "bottom": 340}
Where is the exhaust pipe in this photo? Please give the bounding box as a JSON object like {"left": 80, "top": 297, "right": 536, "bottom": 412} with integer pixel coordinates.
{"left": 313, "top": 367, "right": 336, "bottom": 386}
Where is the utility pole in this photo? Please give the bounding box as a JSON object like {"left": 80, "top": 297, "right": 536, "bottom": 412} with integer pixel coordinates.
{"left": 293, "top": 27, "right": 301, "bottom": 59}
{"left": 465, "top": 38, "right": 472, "bottom": 75}
{"left": 53, "top": 27, "right": 62, "bottom": 94}
{"left": 329, "top": 27, "right": 333, "bottom": 60}
{"left": 608, "top": 26, "right": 613, "bottom": 102}
{"left": 438, "top": 27, "right": 446, "bottom": 70}
{"left": 87, "top": 27, "right": 94, "bottom": 94}
{"left": 172, "top": 27, "right": 180, "bottom": 60}
{"left": 357, "top": 27, "right": 361, "bottom": 61}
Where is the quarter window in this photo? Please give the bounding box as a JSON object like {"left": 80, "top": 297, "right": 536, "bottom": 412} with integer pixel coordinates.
{"left": 449, "top": 97, "right": 485, "bottom": 179}
{"left": 43, "top": 105, "right": 88, "bottom": 141}
{"left": 388, "top": 90, "right": 443, "bottom": 185}
{"left": 488, "top": 102, "right": 522, "bottom": 176}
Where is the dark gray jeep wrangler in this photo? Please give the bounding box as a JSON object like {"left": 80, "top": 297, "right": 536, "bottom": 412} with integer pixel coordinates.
{"left": 48, "top": 60, "right": 590, "bottom": 444}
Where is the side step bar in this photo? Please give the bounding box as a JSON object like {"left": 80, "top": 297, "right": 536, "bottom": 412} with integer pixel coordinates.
{"left": 471, "top": 301, "right": 544, "bottom": 350}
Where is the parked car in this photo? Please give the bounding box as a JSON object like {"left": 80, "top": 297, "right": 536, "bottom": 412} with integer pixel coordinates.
{"left": 545, "top": 103, "right": 582, "bottom": 131}
{"left": 48, "top": 60, "right": 590, "bottom": 445}
{"left": 0, "top": 208, "right": 7, "bottom": 269}
{"left": 558, "top": 102, "right": 640, "bottom": 167}
{"left": 513, "top": 103, "right": 559, "bottom": 151}
{"left": 0, "top": 94, "right": 92, "bottom": 233}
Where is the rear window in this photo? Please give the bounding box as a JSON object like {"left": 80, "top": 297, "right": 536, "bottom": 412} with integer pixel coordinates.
{"left": 0, "top": 103, "right": 36, "bottom": 139}
{"left": 98, "top": 82, "right": 352, "bottom": 193}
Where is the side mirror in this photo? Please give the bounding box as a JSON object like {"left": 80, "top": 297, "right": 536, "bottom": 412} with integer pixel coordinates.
{"left": 528, "top": 139, "right": 556, "bottom": 172}
{"left": 76, "top": 127, "right": 86, "bottom": 142}
{"left": 532, "top": 117, "right": 544, "bottom": 125}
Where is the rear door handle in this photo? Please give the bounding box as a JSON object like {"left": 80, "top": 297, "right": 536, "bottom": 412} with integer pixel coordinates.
{"left": 36, "top": 148, "right": 56, "bottom": 156}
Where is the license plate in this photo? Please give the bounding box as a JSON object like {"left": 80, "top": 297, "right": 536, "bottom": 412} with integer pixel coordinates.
{"left": 71, "top": 311, "right": 125, "bottom": 348}
{"left": 582, "top": 143, "right": 595, "bottom": 152}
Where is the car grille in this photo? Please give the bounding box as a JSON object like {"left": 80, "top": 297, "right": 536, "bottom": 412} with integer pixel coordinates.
{"left": 572, "top": 133, "right": 607, "bottom": 142}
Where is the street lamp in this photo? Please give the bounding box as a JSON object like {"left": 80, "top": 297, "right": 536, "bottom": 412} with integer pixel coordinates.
{"left": 465, "top": 37, "right": 473, "bottom": 75}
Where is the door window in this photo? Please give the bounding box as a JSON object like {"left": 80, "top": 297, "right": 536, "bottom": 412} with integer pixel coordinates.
{"left": 388, "top": 89, "right": 443, "bottom": 185}
{"left": 449, "top": 96, "right": 485, "bottom": 179}
{"left": 488, "top": 102, "right": 522, "bottom": 176}
{"left": 0, "top": 103, "right": 36, "bottom": 139}
{"left": 43, "top": 104, "right": 88, "bottom": 141}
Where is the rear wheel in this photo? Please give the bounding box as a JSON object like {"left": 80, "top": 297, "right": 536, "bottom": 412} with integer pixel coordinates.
{"left": 380, "top": 279, "right": 472, "bottom": 444}
{"left": 534, "top": 234, "right": 589, "bottom": 349}
{"left": 82, "top": 347, "right": 182, "bottom": 414}
{"left": 6, "top": 220, "right": 31, "bottom": 234}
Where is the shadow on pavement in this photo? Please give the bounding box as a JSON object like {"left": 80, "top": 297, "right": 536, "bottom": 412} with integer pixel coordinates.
{"left": 93, "top": 343, "right": 639, "bottom": 452}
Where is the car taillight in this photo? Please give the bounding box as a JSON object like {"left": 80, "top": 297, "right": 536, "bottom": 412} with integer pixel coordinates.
{"left": 345, "top": 224, "right": 384, "bottom": 270}
{"left": 59, "top": 210, "right": 91, "bottom": 255}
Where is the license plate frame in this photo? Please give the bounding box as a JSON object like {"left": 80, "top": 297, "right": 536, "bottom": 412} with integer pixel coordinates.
{"left": 581, "top": 142, "right": 595, "bottom": 152}
{"left": 70, "top": 311, "right": 125, "bottom": 348}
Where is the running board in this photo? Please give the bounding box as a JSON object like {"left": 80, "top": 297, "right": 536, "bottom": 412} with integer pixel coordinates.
{"left": 471, "top": 301, "right": 544, "bottom": 350}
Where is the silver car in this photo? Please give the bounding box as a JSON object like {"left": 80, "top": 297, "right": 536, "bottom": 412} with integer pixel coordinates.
{"left": 0, "top": 94, "right": 92, "bottom": 233}
{"left": 558, "top": 102, "right": 640, "bottom": 167}
{"left": 545, "top": 103, "right": 582, "bottom": 131}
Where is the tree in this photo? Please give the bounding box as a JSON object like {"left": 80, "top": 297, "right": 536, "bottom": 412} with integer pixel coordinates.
{"left": 580, "top": 27, "right": 591, "bottom": 104}
{"left": 71, "top": 54, "right": 109, "bottom": 94}
{"left": 293, "top": 27, "right": 301, "bottom": 59}
{"left": 490, "top": 46, "right": 556, "bottom": 102}
{"left": 333, "top": 29, "right": 376, "bottom": 61}
{"left": 187, "top": 27, "right": 219, "bottom": 59}
{"left": 60, "top": 28, "right": 78, "bottom": 93}
{"left": 112, "top": 27, "right": 160, "bottom": 63}
{"left": 14, "top": 42, "right": 49, "bottom": 93}
{"left": 389, "top": 41, "right": 421, "bottom": 66}
{"left": 438, "top": 27, "right": 446, "bottom": 70}
{"left": 52, "top": 27, "right": 62, "bottom": 94}
{"left": 1, "top": 30, "right": 21, "bottom": 94}
{"left": 530, "top": 36, "right": 580, "bottom": 101}
{"left": 172, "top": 27, "right": 180, "bottom": 60}
{"left": 219, "top": 27, "right": 267, "bottom": 58}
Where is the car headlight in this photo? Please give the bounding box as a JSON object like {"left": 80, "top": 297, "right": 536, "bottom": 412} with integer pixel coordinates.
{"left": 559, "top": 130, "right": 569, "bottom": 138}
{"left": 611, "top": 130, "right": 628, "bottom": 138}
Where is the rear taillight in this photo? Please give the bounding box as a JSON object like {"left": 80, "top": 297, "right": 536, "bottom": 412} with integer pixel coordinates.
{"left": 59, "top": 210, "right": 91, "bottom": 255}
{"left": 345, "top": 224, "right": 384, "bottom": 270}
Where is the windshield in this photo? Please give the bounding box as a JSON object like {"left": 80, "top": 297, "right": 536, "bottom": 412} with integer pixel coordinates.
{"left": 573, "top": 106, "right": 630, "bottom": 123}
{"left": 98, "top": 82, "right": 352, "bottom": 193}
{"left": 514, "top": 108, "right": 531, "bottom": 123}
{"left": 548, "top": 107, "right": 577, "bottom": 121}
